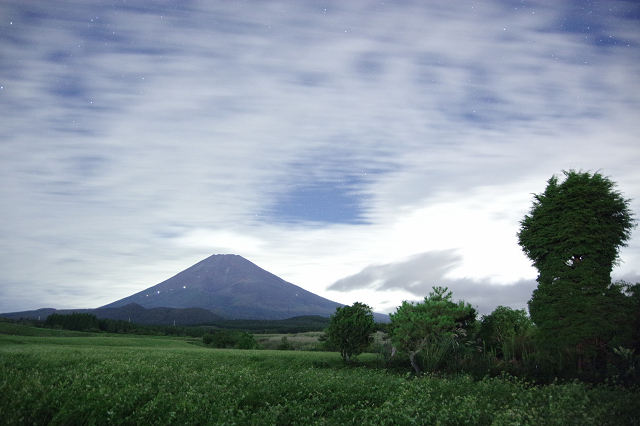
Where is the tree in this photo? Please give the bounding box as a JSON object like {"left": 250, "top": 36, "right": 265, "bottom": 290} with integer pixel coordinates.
{"left": 610, "top": 281, "right": 640, "bottom": 353}
{"left": 277, "top": 336, "right": 294, "bottom": 351}
{"left": 517, "top": 170, "right": 636, "bottom": 369}
{"left": 389, "top": 287, "right": 476, "bottom": 374}
{"left": 202, "top": 333, "right": 214, "bottom": 345}
{"left": 236, "top": 332, "right": 260, "bottom": 349}
{"left": 607, "top": 281, "right": 640, "bottom": 381}
{"left": 479, "top": 306, "right": 533, "bottom": 361}
{"left": 325, "top": 302, "right": 377, "bottom": 363}
{"left": 44, "top": 312, "right": 100, "bottom": 331}
{"left": 203, "top": 331, "right": 259, "bottom": 349}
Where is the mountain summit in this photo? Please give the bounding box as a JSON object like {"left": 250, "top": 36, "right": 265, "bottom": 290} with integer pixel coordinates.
{"left": 100, "top": 254, "right": 345, "bottom": 320}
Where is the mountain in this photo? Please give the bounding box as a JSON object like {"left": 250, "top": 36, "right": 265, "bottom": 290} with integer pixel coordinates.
{"left": 100, "top": 254, "right": 351, "bottom": 320}
{"left": 1, "top": 254, "right": 391, "bottom": 323}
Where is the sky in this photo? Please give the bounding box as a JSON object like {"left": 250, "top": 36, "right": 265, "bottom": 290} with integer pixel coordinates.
{"left": 1, "top": 0, "right": 639, "bottom": 316}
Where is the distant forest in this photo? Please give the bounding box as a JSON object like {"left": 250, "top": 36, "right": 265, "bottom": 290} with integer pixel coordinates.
{"left": 1, "top": 312, "right": 331, "bottom": 337}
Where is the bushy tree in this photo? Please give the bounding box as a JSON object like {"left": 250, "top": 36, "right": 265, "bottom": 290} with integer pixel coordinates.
{"left": 325, "top": 302, "right": 377, "bottom": 362}
{"left": 609, "top": 281, "right": 640, "bottom": 352}
{"left": 277, "top": 336, "right": 294, "bottom": 351}
{"left": 202, "top": 331, "right": 260, "bottom": 349}
{"left": 389, "top": 287, "right": 476, "bottom": 374}
{"left": 202, "top": 333, "right": 214, "bottom": 345}
{"left": 479, "top": 306, "right": 533, "bottom": 361}
{"left": 517, "top": 170, "right": 636, "bottom": 370}
{"left": 236, "top": 332, "right": 260, "bottom": 349}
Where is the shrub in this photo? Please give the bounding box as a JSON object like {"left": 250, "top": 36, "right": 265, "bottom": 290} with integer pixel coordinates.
{"left": 202, "top": 333, "right": 214, "bottom": 345}
{"left": 277, "top": 336, "right": 293, "bottom": 350}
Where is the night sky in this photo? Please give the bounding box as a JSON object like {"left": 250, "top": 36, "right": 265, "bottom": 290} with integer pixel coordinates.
{"left": 1, "top": 0, "right": 639, "bottom": 315}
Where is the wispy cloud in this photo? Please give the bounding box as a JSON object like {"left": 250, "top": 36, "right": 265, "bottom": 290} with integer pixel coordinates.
{"left": 326, "top": 251, "right": 538, "bottom": 314}
{"left": 328, "top": 251, "right": 462, "bottom": 294}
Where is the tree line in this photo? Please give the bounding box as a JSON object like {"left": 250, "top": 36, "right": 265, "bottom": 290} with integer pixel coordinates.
{"left": 21, "top": 312, "right": 331, "bottom": 335}
{"left": 324, "top": 170, "right": 639, "bottom": 385}
{"left": 43, "top": 312, "right": 208, "bottom": 337}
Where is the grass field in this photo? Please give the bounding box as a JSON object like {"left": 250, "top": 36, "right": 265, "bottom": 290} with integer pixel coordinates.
{"left": 1, "top": 323, "right": 639, "bottom": 425}
{"left": 256, "top": 331, "right": 326, "bottom": 350}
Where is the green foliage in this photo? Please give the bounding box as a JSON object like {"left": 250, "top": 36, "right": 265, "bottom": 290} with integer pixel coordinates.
{"left": 33, "top": 312, "right": 330, "bottom": 338}
{"left": 0, "top": 321, "right": 95, "bottom": 337}
{"left": 36, "top": 312, "right": 208, "bottom": 337}
{"left": 202, "top": 330, "right": 260, "bottom": 349}
{"left": 610, "top": 346, "right": 640, "bottom": 383}
{"left": 479, "top": 306, "right": 533, "bottom": 361}
{"left": 202, "top": 315, "right": 331, "bottom": 334}
{"left": 236, "top": 332, "right": 260, "bottom": 349}
{"left": 277, "top": 336, "right": 294, "bottom": 350}
{"left": 517, "top": 170, "right": 637, "bottom": 370}
{"left": 44, "top": 312, "right": 100, "bottom": 331}
{"left": 615, "top": 281, "right": 640, "bottom": 354}
{"left": 202, "top": 333, "right": 214, "bottom": 345}
{"left": 255, "top": 332, "right": 327, "bottom": 351}
{"left": 325, "top": 302, "right": 377, "bottom": 362}
{"left": 1, "top": 335, "right": 639, "bottom": 425}
{"left": 7, "top": 312, "right": 330, "bottom": 336}
{"left": 389, "top": 286, "right": 477, "bottom": 374}
{"left": 518, "top": 170, "right": 635, "bottom": 282}
{"left": 211, "top": 330, "right": 237, "bottom": 348}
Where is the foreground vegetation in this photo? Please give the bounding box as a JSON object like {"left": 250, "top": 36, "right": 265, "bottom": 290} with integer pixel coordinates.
{"left": 1, "top": 325, "right": 639, "bottom": 425}
{"left": 316, "top": 171, "right": 640, "bottom": 385}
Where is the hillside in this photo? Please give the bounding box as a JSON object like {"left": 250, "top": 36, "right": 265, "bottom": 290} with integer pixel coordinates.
{"left": 100, "top": 254, "right": 347, "bottom": 320}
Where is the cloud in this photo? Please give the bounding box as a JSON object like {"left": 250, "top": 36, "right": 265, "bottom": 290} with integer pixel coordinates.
{"left": 327, "top": 251, "right": 538, "bottom": 315}
{"left": 614, "top": 272, "right": 640, "bottom": 286}
{"left": 0, "top": 0, "right": 638, "bottom": 314}
{"left": 327, "top": 250, "right": 462, "bottom": 294}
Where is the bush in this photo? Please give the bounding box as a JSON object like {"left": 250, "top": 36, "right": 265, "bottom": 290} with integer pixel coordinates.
{"left": 202, "top": 331, "right": 260, "bottom": 349}
{"left": 277, "top": 336, "right": 293, "bottom": 350}
{"left": 236, "top": 332, "right": 260, "bottom": 350}
{"left": 202, "top": 333, "right": 214, "bottom": 345}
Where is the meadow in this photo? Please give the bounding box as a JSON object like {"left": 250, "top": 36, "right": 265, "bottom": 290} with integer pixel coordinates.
{"left": 1, "top": 324, "right": 639, "bottom": 425}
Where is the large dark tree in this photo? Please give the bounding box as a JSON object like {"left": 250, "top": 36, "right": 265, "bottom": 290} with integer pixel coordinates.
{"left": 517, "top": 170, "right": 636, "bottom": 369}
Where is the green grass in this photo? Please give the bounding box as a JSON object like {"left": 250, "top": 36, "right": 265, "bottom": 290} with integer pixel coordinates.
{"left": 0, "top": 321, "right": 98, "bottom": 337}
{"left": 256, "top": 330, "right": 388, "bottom": 352}
{"left": 0, "top": 322, "right": 199, "bottom": 348}
{"left": 256, "top": 331, "right": 326, "bottom": 350}
{"left": 1, "top": 331, "right": 639, "bottom": 425}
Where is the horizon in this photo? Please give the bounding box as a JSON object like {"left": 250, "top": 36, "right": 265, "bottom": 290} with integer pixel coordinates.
{"left": 1, "top": 1, "right": 639, "bottom": 316}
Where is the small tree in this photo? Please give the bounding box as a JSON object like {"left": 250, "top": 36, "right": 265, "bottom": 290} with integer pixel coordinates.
{"left": 325, "top": 302, "right": 377, "bottom": 363}
{"left": 277, "top": 336, "right": 294, "bottom": 350}
{"left": 236, "top": 332, "right": 259, "bottom": 349}
{"left": 202, "top": 333, "right": 214, "bottom": 345}
{"left": 203, "top": 331, "right": 259, "bottom": 349}
{"left": 518, "top": 170, "right": 636, "bottom": 370}
{"left": 479, "top": 306, "right": 533, "bottom": 361}
{"left": 389, "top": 287, "right": 476, "bottom": 374}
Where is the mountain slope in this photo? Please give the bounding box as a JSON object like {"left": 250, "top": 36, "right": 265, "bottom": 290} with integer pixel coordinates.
{"left": 100, "top": 254, "right": 346, "bottom": 320}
